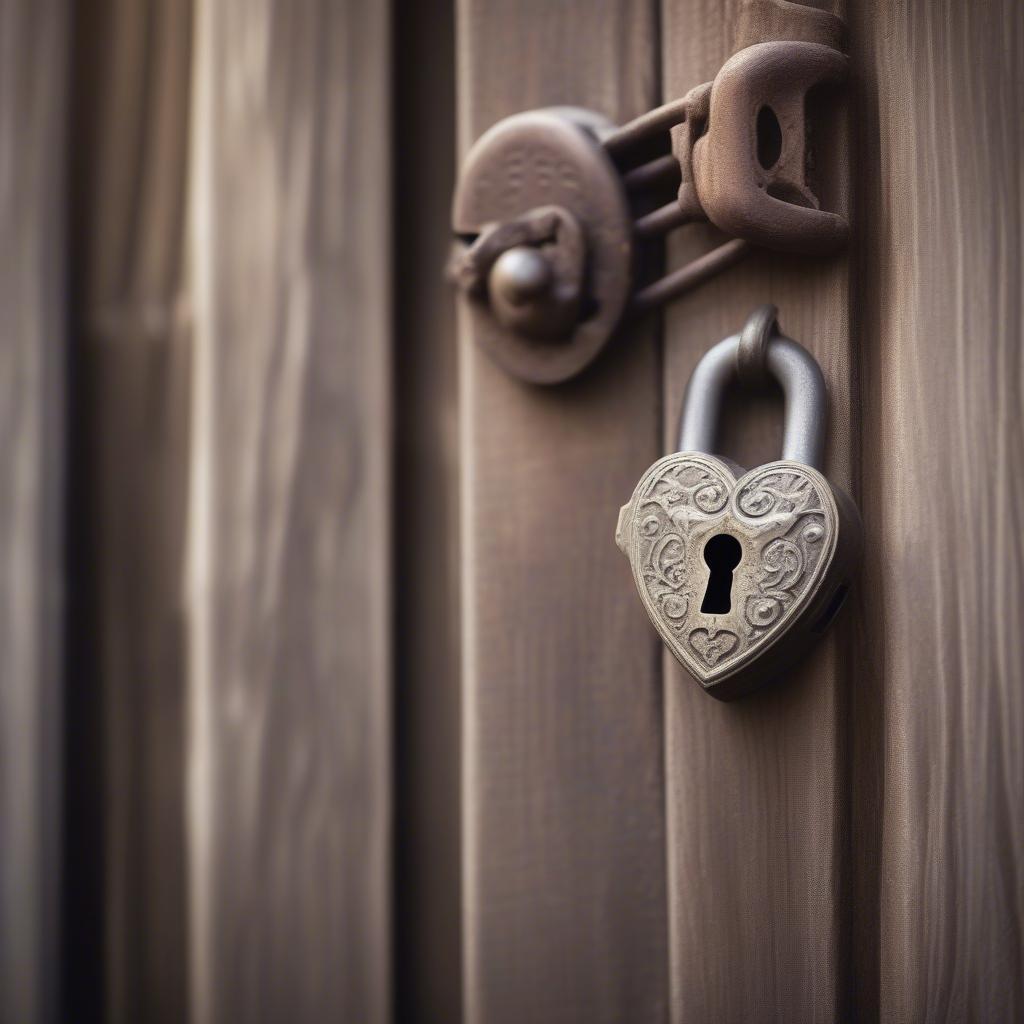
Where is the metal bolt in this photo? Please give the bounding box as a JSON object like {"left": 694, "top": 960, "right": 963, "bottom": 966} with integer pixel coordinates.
{"left": 490, "top": 246, "right": 553, "bottom": 307}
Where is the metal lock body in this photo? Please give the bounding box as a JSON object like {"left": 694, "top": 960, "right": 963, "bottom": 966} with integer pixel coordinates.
{"left": 616, "top": 306, "right": 861, "bottom": 700}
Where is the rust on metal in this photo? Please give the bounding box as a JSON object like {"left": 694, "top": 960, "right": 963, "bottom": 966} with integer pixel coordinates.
{"left": 450, "top": 0, "right": 849, "bottom": 383}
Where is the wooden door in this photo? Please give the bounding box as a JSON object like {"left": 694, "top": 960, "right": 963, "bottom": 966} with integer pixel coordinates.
{"left": 0, "top": 1, "right": 1020, "bottom": 1022}
{"left": 456, "top": 1, "right": 1024, "bottom": 1023}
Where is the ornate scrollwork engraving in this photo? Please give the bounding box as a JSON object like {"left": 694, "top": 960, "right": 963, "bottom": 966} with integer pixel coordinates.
{"left": 620, "top": 454, "right": 840, "bottom": 686}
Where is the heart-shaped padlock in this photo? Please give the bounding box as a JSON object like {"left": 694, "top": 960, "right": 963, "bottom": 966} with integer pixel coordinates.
{"left": 616, "top": 306, "right": 861, "bottom": 700}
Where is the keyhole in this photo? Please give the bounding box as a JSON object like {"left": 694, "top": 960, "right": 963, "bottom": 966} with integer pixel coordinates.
{"left": 700, "top": 534, "right": 742, "bottom": 614}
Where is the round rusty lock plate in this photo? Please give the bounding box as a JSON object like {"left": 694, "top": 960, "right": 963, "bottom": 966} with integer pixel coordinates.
{"left": 452, "top": 108, "right": 633, "bottom": 384}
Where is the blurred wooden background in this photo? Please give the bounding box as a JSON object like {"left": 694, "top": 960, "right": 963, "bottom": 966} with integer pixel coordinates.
{"left": 1, "top": 0, "right": 1021, "bottom": 1022}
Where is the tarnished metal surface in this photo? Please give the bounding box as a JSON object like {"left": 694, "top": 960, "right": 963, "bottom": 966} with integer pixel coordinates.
{"left": 677, "top": 310, "right": 827, "bottom": 468}
{"left": 451, "top": 108, "right": 632, "bottom": 384}
{"left": 450, "top": 0, "right": 849, "bottom": 382}
{"left": 688, "top": 41, "right": 849, "bottom": 253}
{"left": 618, "top": 308, "right": 861, "bottom": 700}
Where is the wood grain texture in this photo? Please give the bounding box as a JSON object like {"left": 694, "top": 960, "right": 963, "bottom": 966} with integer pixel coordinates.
{"left": 0, "top": 3, "right": 66, "bottom": 1022}
{"left": 457, "top": 3, "right": 669, "bottom": 1021}
{"left": 67, "top": 2, "right": 193, "bottom": 1018}
{"left": 659, "top": 1, "right": 855, "bottom": 1020}
{"left": 187, "top": 1, "right": 391, "bottom": 1021}
{"left": 851, "top": 2, "right": 1024, "bottom": 1020}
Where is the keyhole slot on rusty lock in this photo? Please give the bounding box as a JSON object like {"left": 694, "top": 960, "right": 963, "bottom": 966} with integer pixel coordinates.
{"left": 616, "top": 305, "right": 863, "bottom": 700}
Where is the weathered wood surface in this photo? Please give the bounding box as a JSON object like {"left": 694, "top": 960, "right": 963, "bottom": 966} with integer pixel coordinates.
{"left": 1, "top": 2, "right": 1019, "bottom": 1021}
{"left": 660, "top": 1, "right": 855, "bottom": 1020}
{"left": 0, "top": 3, "right": 66, "bottom": 1022}
{"left": 67, "top": 1, "right": 194, "bottom": 1019}
{"left": 851, "top": 2, "right": 1024, "bottom": 1020}
{"left": 457, "top": 3, "right": 669, "bottom": 1021}
{"left": 187, "top": 1, "right": 392, "bottom": 1021}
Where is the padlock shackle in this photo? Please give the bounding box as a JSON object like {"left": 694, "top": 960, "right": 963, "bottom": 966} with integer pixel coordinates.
{"left": 677, "top": 330, "right": 826, "bottom": 469}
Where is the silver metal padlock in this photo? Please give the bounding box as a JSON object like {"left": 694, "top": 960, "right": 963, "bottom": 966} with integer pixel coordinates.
{"left": 616, "top": 305, "right": 861, "bottom": 700}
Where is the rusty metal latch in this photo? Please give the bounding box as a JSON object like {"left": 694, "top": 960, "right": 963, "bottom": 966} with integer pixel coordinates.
{"left": 449, "top": 0, "right": 849, "bottom": 383}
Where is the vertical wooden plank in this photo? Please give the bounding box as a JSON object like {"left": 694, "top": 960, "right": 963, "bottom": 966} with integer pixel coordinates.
{"left": 187, "top": 1, "right": 392, "bottom": 1021}
{"left": 660, "top": 2, "right": 855, "bottom": 1021}
{"left": 0, "top": 3, "right": 66, "bottom": 1022}
{"left": 66, "top": 2, "right": 193, "bottom": 1019}
{"left": 851, "top": 2, "right": 1024, "bottom": 1020}
{"left": 457, "top": 3, "right": 669, "bottom": 1022}
{"left": 393, "top": 0, "right": 462, "bottom": 1020}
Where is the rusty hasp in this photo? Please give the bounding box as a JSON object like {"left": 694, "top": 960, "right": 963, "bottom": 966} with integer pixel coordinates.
{"left": 449, "top": 0, "right": 849, "bottom": 383}
{"left": 684, "top": 41, "right": 849, "bottom": 253}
